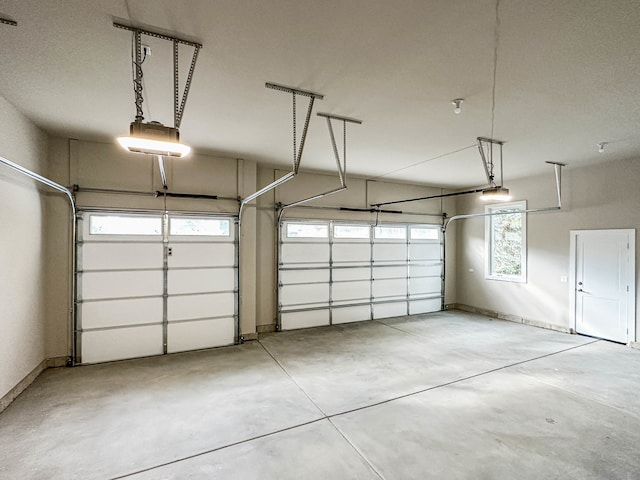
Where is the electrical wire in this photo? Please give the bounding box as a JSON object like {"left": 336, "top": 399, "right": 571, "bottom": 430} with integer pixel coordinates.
{"left": 490, "top": 0, "right": 501, "bottom": 140}
{"left": 366, "top": 144, "right": 476, "bottom": 181}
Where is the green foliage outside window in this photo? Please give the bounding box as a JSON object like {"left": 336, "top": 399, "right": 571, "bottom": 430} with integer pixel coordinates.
{"left": 488, "top": 206, "right": 524, "bottom": 278}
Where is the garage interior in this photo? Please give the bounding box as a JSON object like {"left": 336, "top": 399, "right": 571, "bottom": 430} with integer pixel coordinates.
{"left": 1, "top": 1, "right": 640, "bottom": 478}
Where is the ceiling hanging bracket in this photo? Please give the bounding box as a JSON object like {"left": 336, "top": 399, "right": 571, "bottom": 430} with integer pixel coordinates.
{"left": 265, "top": 82, "right": 324, "bottom": 174}
{"left": 477, "top": 137, "right": 505, "bottom": 186}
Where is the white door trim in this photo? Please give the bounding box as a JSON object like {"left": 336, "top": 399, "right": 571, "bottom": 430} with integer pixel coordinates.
{"left": 570, "top": 229, "right": 635, "bottom": 344}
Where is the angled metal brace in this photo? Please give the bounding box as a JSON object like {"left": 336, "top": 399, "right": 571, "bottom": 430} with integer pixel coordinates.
{"left": 278, "top": 112, "right": 362, "bottom": 223}
{"left": 173, "top": 40, "right": 201, "bottom": 129}
{"left": 477, "top": 137, "right": 505, "bottom": 187}
{"left": 0, "top": 17, "right": 17, "bottom": 26}
{"left": 239, "top": 83, "right": 325, "bottom": 223}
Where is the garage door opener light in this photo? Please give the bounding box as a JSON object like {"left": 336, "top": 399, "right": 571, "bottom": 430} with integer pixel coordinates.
{"left": 114, "top": 23, "right": 202, "bottom": 160}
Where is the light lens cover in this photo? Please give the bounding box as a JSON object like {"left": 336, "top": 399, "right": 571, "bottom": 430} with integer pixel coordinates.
{"left": 117, "top": 136, "right": 191, "bottom": 158}
{"left": 481, "top": 186, "right": 511, "bottom": 202}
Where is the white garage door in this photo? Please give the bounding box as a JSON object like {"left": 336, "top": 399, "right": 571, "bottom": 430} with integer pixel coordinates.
{"left": 279, "top": 221, "right": 443, "bottom": 330}
{"left": 76, "top": 211, "right": 237, "bottom": 364}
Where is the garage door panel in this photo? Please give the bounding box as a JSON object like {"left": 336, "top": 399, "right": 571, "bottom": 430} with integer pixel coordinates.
{"left": 168, "top": 243, "right": 235, "bottom": 268}
{"left": 280, "top": 269, "right": 329, "bottom": 284}
{"left": 409, "top": 243, "right": 441, "bottom": 261}
{"left": 409, "top": 298, "right": 442, "bottom": 315}
{"left": 167, "top": 318, "right": 234, "bottom": 353}
{"left": 168, "top": 292, "right": 235, "bottom": 321}
{"left": 333, "top": 243, "right": 371, "bottom": 263}
{"left": 373, "top": 265, "right": 406, "bottom": 279}
{"left": 81, "top": 325, "right": 163, "bottom": 364}
{"left": 80, "top": 298, "right": 163, "bottom": 329}
{"left": 409, "top": 264, "right": 442, "bottom": 277}
{"left": 373, "top": 244, "right": 406, "bottom": 262}
{"left": 168, "top": 268, "right": 234, "bottom": 295}
{"left": 332, "top": 305, "right": 371, "bottom": 324}
{"left": 280, "top": 284, "right": 329, "bottom": 307}
{"left": 333, "top": 267, "right": 370, "bottom": 282}
{"left": 332, "top": 281, "right": 370, "bottom": 302}
{"left": 281, "top": 309, "right": 330, "bottom": 330}
{"left": 81, "top": 270, "right": 163, "bottom": 300}
{"left": 409, "top": 277, "right": 442, "bottom": 295}
{"left": 281, "top": 243, "right": 330, "bottom": 264}
{"left": 373, "top": 302, "right": 407, "bottom": 319}
{"left": 373, "top": 278, "right": 407, "bottom": 298}
{"left": 81, "top": 243, "right": 162, "bottom": 271}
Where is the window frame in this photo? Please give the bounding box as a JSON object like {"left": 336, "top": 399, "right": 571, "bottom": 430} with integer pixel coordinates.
{"left": 484, "top": 200, "right": 527, "bottom": 283}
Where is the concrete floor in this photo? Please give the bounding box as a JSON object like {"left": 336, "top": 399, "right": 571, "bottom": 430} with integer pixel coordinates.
{"left": 1, "top": 310, "right": 640, "bottom": 479}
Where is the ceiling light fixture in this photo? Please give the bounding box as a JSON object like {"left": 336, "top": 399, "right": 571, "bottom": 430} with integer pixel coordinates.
{"left": 481, "top": 185, "right": 511, "bottom": 201}
{"left": 117, "top": 122, "right": 190, "bottom": 157}
{"left": 452, "top": 98, "right": 464, "bottom": 114}
{"left": 114, "top": 23, "right": 202, "bottom": 159}
{"left": 597, "top": 142, "right": 607, "bottom": 153}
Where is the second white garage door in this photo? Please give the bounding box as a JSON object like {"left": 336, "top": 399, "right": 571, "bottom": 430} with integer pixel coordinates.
{"left": 278, "top": 221, "right": 443, "bottom": 330}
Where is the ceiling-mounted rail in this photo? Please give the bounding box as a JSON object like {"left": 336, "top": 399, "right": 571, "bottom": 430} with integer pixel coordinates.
{"left": 278, "top": 112, "right": 362, "bottom": 223}
{"left": 371, "top": 188, "right": 485, "bottom": 208}
{"left": 0, "top": 155, "right": 77, "bottom": 365}
{"left": 113, "top": 22, "right": 202, "bottom": 48}
{"left": 443, "top": 161, "right": 566, "bottom": 232}
{"left": 239, "top": 83, "right": 324, "bottom": 223}
{"left": 0, "top": 17, "right": 17, "bottom": 26}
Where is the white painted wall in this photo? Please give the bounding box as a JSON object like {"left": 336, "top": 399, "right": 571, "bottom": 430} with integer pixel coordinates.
{"left": 454, "top": 157, "right": 640, "bottom": 340}
{"left": 0, "top": 95, "right": 49, "bottom": 400}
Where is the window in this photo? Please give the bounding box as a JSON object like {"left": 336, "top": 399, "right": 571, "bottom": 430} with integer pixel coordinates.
{"left": 170, "top": 217, "right": 230, "bottom": 236}
{"left": 286, "top": 223, "right": 329, "bottom": 238}
{"left": 485, "top": 201, "right": 526, "bottom": 281}
{"left": 334, "top": 224, "right": 370, "bottom": 239}
{"left": 89, "top": 215, "right": 162, "bottom": 236}
{"left": 410, "top": 226, "right": 440, "bottom": 241}
{"left": 374, "top": 225, "right": 406, "bottom": 240}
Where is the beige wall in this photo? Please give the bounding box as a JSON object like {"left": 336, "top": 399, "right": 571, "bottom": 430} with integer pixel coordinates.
{"left": 454, "top": 157, "right": 640, "bottom": 340}
{"left": 0, "top": 96, "right": 49, "bottom": 399}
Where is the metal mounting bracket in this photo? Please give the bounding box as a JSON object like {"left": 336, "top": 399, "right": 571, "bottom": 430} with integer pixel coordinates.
{"left": 114, "top": 22, "right": 202, "bottom": 129}
{"left": 477, "top": 137, "right": 505, "bottom": 187}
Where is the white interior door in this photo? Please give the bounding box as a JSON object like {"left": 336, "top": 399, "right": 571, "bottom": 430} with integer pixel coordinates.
{"left": 572, "top": 229, "right": 635, "bottom": 343}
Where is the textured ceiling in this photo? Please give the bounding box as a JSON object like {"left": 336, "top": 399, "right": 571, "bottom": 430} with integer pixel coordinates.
{"left": 1, "top": 0, "right": 639, "bottom": 188}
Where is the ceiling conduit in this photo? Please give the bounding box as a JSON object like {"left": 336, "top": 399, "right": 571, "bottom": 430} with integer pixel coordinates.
{"left": 0, "top": 155, "right": 78, "bottom": 365}
{"left": 238, "top": 82, "right": 324, "bottom": 224}
{"left": 277, "top": 112, "right": 362, "bottom": 223}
